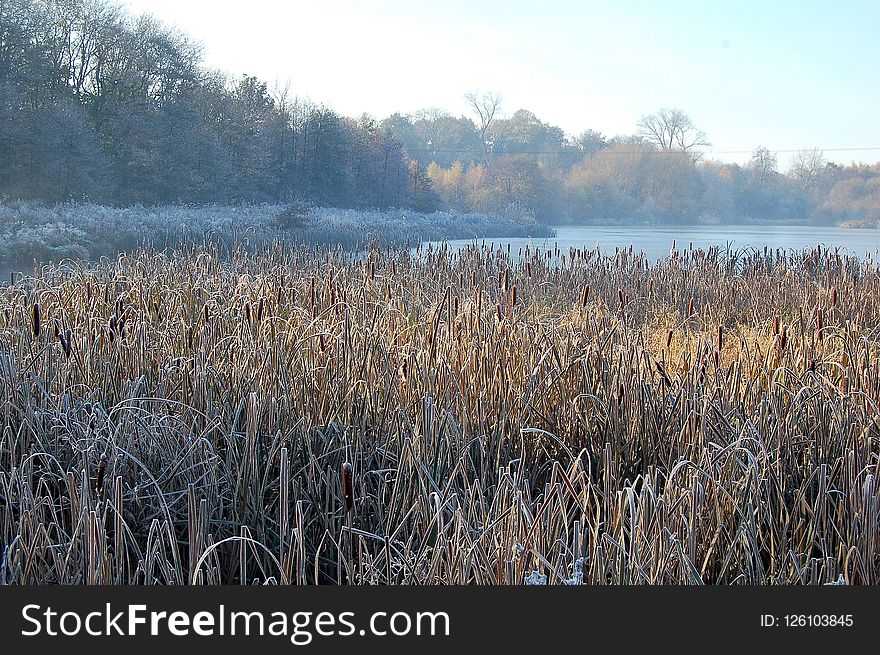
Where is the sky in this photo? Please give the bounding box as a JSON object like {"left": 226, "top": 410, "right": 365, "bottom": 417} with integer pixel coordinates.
{"left": 119, "top": 0, "right": 880, "bottom": 165}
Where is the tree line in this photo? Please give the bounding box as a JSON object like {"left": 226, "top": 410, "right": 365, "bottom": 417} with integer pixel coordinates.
{"left": 0, "top": 0, "right": 421, "bottom": 209}
{"left": 2, "top": 0, "right": 878, "bottom": 224}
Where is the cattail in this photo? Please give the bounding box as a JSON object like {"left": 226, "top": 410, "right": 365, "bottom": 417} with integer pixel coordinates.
{"left": 257, "top": 297, "right": 265, "bottom": 323}
{"left": 717, "top": 325, "right": 723, "bottom": 351}
{"left": 244, "top": 301, "right": 251, "bottom": 324}
{"left": 510, "top": 285, "right": 517, "bottom": 308}
{"left": 780, "top": 325, "right": 788, "bottom": 349}
{"left": 341, "top": 462, "right": 353, "bottom": 513}
{"left": 581, "top": 285, "right": 589, "bottom": 307}
{"left": 32, "top": 302, "right": 41, "bottom": 338}
{"left": 59, "top": 328, "right": 72, "bottom": 358}
{"left": 647, "top": 279, "right": 654, "bottom": 295}
{"left": 617, "top": 288, "right": 624, "bottom": 306}
{"left": 96, "top": 453, "right": 108, "bottom": 493}
{"left": 666, "top": 329, "right": 673, "bottom": 348}
{"left": 656, "top": 361, "right": 671, "bottom": 386}
{"left": 830, "top": 287, "right": 837, "bottom": 307}
{"left": 816, "top": 308, "right": 824, "bottom": 341}
{"left": 687, "top": 298, "right": 694, "bottom": 317}
{"left": 773, "top": 315, "right": 780, "bottom": 336}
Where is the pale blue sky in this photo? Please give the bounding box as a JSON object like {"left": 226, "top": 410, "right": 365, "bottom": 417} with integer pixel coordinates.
{"left": 120, "top": 0, "right": 879, "bottom": 165}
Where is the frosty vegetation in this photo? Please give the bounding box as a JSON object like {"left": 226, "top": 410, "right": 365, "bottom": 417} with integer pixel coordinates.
{"left": 0, "top": 202, "right": 553, "bottom": 270}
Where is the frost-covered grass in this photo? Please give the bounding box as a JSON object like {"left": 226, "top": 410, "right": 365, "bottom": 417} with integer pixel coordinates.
{"left": 0, "top": 241, "right": 878, "bottom": 584}
{"left": 0, "top": 202, "right": 555, "bottom": 271}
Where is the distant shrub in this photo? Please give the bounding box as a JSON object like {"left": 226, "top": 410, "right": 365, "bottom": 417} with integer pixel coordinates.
{"left": 272, "top": 202, "right": 315, "bottom": 229}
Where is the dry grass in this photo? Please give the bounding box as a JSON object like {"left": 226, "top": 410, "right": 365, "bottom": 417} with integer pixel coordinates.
{"left": 0, "top": 240, "right": 878, "bottom": 584}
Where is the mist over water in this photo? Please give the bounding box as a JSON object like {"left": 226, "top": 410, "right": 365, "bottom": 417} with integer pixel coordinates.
{"left": 424, "top": 224, "right": 880, "bottom": 262}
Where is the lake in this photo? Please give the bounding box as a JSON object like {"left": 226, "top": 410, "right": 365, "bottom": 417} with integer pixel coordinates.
{"left": 424, "top": 224, "right": 880, "bottom": 262}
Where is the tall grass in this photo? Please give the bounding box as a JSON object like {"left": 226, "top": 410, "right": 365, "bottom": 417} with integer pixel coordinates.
{"left": 0, "top": 240, "right": 877, "bottom": 584}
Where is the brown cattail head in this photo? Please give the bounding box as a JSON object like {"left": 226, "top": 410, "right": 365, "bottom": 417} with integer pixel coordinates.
{"left": 510, "top": 285, "right": 517, "bottom": 308}
{"left": 60, "top": 328, "right": 72, "bottom": 358}
{"left": 647, "top": 279, "right": 654, "bottom": 295}
{"left": 717, "top": 325, "right": 723, "bottom": 351}
{"left": 773, "top": 315, "right": 780, "bottom": 336}
{"left": 581, "top": 285, "right": 590, "bottom": 307}
{"left": 666, "top": 329, "right": 673, "bottom": 348}
{"left": 817, "top": 308, "right": 824, "bottom": 341}
{"left": 687, "top": 298, "right": 694, "bottom": 317}
{"left": 96, "top": 453, "right": 108, "bottom": 493}
{"left": 341, "top": 462, "right": 353, "bottom": 513}
{"left": 617, "top": 288, "right": 624, "bottom": 306}
{"left": 830, "top": 287, "right": 837, "bottom": 307}
{"left": 32, "top": 302, "right": 41, "bottom": 338}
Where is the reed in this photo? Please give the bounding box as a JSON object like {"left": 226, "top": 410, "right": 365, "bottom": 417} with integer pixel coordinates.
{"left": 0, "top": 240, "right": 878, "bottom": 585}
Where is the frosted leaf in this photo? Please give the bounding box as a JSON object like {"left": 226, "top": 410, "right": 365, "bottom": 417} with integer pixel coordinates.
{"left": 563, "top": 557, "right": 585, "bottom": 585}
{"left": 524, "top": 570, "right": 547, "bottom": 585}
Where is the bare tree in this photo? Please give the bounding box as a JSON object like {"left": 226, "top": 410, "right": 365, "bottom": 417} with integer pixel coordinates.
{"left": 748, "top": 146, "right": 778, "bottom": 187}
{"left": 789, "top": 148, "right": 826, "bottom": 189}
{"left": 464, "top": 90, "right": 502, "bottom": 164}
{"left": 637, "top": 108, "right": 709, "bottom": 157}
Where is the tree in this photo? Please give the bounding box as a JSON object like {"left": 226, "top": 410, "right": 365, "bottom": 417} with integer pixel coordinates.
{"left": 464, "top": 90, "right": 502, "bottom": 165}
{"left": 490, "top": 109, "right": 567, "bottom": 162}
{"left": 573, "top": 129, "right": 608, "bottom": 157}
{"left": 748, "top": 146, "right": 778, "bottom": 187}
{"left": 789, "top": 148, "right": 825, "bottom": 189}
{"left": 637, "top": 108, "right": 709, "bottom": 156}
{"left": 408, "top": 159, "right": 440, "bottom": 212}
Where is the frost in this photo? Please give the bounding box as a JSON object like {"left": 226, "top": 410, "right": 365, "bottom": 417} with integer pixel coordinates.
{"left": 563, "top": 557, "right": 585, "bottom": 585}
{"left": 524, "top": 570, "right": 547, "bottom": 585}
{"left": 0, "top": 201, "right": 555, "bottom": 270}
{"left": 524, "top": 558, "right": 585, "bottom": 585}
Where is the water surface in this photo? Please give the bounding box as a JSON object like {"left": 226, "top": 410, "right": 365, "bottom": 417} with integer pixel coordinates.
{"left": 425, "top": 224, "right": 880, "bottom": 262}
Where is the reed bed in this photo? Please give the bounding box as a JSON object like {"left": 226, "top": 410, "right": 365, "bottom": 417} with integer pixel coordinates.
{"left": 0, "top": 240, "right": 878, "bottom": 584}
